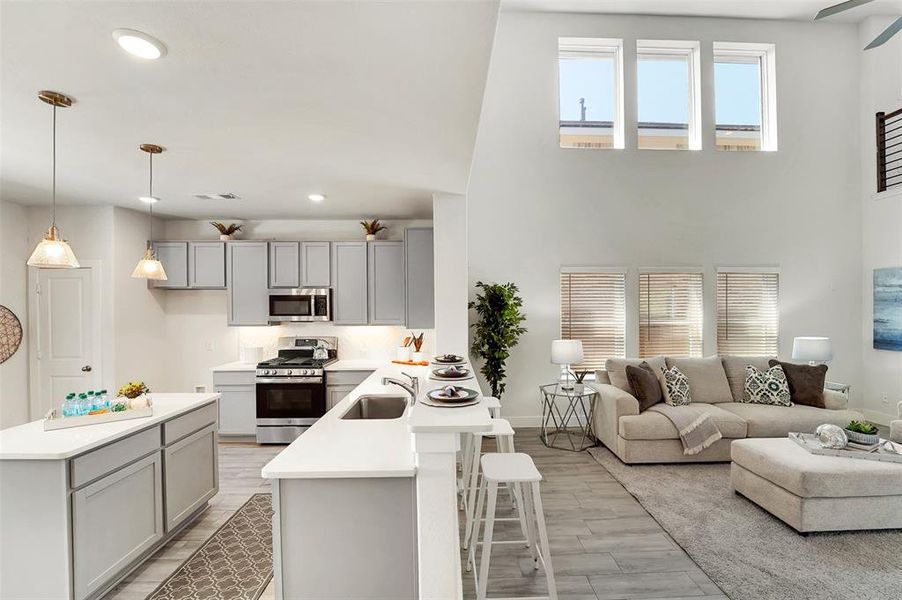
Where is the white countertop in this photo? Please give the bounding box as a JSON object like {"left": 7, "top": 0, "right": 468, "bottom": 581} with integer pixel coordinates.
{"left": 211, "top": 361, "right": 257, "bottom": 372}
{"left": 261, "top": 361, "right": 492, "bottom": 479}
{"left": 0, "top": 393, "right": 220, "bottom": 460}
{"left": 324, "top": 358, "right": 385, "bottom": 371}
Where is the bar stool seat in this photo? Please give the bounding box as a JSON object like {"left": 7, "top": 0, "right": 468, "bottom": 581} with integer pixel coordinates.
{"left": 481, "top": 452, "right": 541, "bottom": 483}
{"left": 483, "top": 396, "right": 502, "bottom": 418}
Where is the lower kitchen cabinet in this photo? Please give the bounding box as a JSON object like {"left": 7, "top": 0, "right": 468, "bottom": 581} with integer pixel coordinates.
{"left": 72, "top": 452, "right": 164, "bottom": 600}
{"left": 164, "top": 424, "right": 219, "bottom": 531}
{"left": 325, "top": 370, "right": 374, "bottom": 411}
{"left": 213, "top": 370, "right": 257, "bottom": 435}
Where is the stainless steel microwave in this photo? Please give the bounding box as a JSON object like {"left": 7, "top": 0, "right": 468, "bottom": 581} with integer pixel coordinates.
{"left": 268, "top": 288, "right": 331, "bottom": 322}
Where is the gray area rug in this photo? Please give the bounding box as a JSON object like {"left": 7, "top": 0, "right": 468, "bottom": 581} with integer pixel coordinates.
{"left": 148, "top": 493, "right": 273, "bottom": 600}
{"left": 588, "top": 447, "right": 902, "bottom": 600}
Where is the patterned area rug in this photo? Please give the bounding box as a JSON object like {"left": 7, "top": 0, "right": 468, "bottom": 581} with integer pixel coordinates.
{"left": 148, "top": 493, "right": 273, "bottom": 600}
{"left": 588, "top": 447, "right": 902, "bottom": 600}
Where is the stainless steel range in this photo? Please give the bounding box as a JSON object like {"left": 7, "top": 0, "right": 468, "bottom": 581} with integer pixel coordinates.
{"left": 255, "top": 337, "right": 337, "bottom": 444}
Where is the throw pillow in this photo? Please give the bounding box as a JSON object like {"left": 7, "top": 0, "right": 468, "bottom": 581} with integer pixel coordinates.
{"left": 742, "top": 365, "right": 792, "bottom": 406}
{"left": 768, "top": 359, "right": 827, "bottom": 408}
{"left": 605, "top": 356, "right": 666, "bottom": 395}
{"left": 659, "top": 366, "right": 692, "bottom": 406}
{"left": 625, "top": 362, "right": 664, "bottom": 412}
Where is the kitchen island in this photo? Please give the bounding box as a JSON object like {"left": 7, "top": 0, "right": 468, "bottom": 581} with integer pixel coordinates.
{"left": 0, "top": 393, "right": 221, "bottom": 600}
{"left": 262, "top": 360, "right": 492, "bottom": 600}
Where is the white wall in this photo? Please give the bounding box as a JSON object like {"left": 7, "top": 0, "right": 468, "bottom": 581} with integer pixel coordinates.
{"left": 859, "top": 17, "right": 902, "bottom": 423}
{"left": 467, "top": 11, "right": 863, "bottom": 423}
{"left": 0, "top": 198, "right": 30, "bottom": 427}
{"left": 433, "top": 193, "right": 469, "bottom": 356}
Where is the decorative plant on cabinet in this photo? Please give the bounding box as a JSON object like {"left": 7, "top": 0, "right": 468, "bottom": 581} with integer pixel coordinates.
{"left": 469, "top": 281, "right": 527, "bottom": 399}
{"left": 210, "top": 222, "right": 242, "bottom": 241}
{"left": 360, "top": 219, "right": 387, "bottom": 241}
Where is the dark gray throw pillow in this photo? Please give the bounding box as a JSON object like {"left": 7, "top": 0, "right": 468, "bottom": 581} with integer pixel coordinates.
{"left": 625, "top": 362, "right": 663, "bottom": 412}
{"left": 768, "top": 359, "right": 827, "bottom": 408}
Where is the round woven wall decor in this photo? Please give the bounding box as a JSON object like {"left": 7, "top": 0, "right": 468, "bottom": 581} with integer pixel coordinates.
{"left": 0, "top": 305, "right": 23, "bottom": 364}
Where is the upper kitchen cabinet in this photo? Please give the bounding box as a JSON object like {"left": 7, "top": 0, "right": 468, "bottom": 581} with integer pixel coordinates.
{"left": 331, "top": 242, "right": 368, "bottom": 325}
{"left": 301, "top": 242, "right": 331, "bottom": 287}
{"left": 188, "top": 242, "right": 226, "bottom": 289}
{"left": 151, "top": 242, "right": 188, "bottom": 288}
{"left": 227, "top": 242, "right": 269, "bottom": 326}
{"left": 404, "top": 228, "right": 434, "bottom": 329}
{"left": 368, "top": 241, "right": 405, "bottom": 325}
{"left": 269, "top": 242, "right": 300, "bottom": 289}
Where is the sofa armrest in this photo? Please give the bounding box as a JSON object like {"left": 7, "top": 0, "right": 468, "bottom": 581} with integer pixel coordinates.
{"left": 588, "top": 383, "right": 640, "bottom": 450}
{"left": 822, "top": 389, "right": 848, "bottom": 410}
{"left": 891, "top": 421, "right": 902, "bottom": 444}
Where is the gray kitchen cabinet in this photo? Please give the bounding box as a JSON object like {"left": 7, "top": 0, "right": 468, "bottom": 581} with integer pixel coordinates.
{"left": 327, "top": 385, "right": 355, "bottom": 411}
{"left": 188, "top": 242, "right": 226, "bottom": 289}
{"left": 227, "top": 242, "right": 270, "bottom": 326}
{"left": 325, "top": 369, "right": 374, "bottom": 411}
{"left": 368, "top": 241, "right": 406, "bottom": 325}
{"left": 269, "top": 242, "right": 300, "bottom": 288}
{"left": 301, "top": 242, "right": 331, "bottom": 287}
{"left": 164, "top": 424, "right": 219, "bottom": 532}
{"left": 151, "top": 242, "right": 188, "bottom": 288}
{"left": 331, "top": 242, "right": 369, "bottom": 325}
{"left": 404, "top": 228, "right": 434, "bottom": 329}
{"left": 213, "top": 370, "right": 256, "bottom": 436}
{"left": 72, "top": 452, "right": 164, "bottom": 600}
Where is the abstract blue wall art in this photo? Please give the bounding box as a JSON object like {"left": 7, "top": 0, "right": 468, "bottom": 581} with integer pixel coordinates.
{"left": 874, "top": 267, "right": 902, "bottom": 351}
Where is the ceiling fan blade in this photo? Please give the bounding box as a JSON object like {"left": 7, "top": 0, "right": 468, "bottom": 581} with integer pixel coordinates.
{"left": 865, "top": 16, "right": 902, "bottom": 49}
{"left": 815, "top": 0, "right": 877, "bottom": 20}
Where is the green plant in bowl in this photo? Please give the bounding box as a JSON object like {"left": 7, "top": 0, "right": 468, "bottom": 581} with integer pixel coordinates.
{"left": 847, "top": 420, "right": 878, "bottom": 435}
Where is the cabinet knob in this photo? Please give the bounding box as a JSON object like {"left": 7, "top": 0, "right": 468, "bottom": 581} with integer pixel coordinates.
{"left": 81, "top": 365, "right": 92, "bottom": 372}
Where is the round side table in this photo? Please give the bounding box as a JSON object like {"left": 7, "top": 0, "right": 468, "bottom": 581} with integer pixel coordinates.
{"left": 539, "top": 383, "right": 598, "bottom": 451}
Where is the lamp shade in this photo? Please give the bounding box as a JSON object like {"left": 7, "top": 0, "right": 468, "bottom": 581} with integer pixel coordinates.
{"left": 791, "top": 337, "right": 833, "bottom": 362}
{"left": 551, "top": 340, "right": 583, "bottom": 365}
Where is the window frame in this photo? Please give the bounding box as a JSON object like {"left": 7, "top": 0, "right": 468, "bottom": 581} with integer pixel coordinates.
{"left": 713, "top": 42, "right": 778, "bottom": 152}
{"left": 558, "top": 37, "right": 625, "bottom": 150}
{"left": 715, "top": 266, "right": 781, "bottom": 357}
{"left": 636, "top": 40, "right": 702, "bottom": 151}
{"left": 560, "top": 266, "right": 627, "bottom": 371}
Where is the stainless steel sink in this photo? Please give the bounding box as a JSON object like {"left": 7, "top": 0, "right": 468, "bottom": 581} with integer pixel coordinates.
{"left": 340, "top": 394, "right": 409, "bottom": 420}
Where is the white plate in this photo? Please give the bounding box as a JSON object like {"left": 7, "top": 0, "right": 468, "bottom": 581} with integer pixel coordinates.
{"left": 429, "top": 374, "right": 475, "bottom": 382}
{"left": 419, "top": 396, "right": 480, "bottom": 408}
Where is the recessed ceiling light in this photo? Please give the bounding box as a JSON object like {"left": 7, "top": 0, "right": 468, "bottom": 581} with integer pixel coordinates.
{"left": 139, "top": 196, "right": 160, "bottom": 204}
{"left": 308, "top": 193, "right": 326, "bottom": 202}
{"left": 113, "top": 29, "right": 167, "bottom": 60}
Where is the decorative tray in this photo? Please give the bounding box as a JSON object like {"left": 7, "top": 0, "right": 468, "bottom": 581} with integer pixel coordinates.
{"left": 789, "top": 432, "right": 902, "bottom": 464}
{"left": 43, "top": 400, "right": 154, "bottom": 431}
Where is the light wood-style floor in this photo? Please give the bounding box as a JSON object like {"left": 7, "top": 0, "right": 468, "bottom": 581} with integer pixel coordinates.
{"left": 105, "top": 431, "right": 725, "bottom": 600}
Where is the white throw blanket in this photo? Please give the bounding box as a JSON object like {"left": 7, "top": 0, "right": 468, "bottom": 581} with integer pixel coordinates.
{"left": 647, "top": 404, "right": 723, "bottom": 455}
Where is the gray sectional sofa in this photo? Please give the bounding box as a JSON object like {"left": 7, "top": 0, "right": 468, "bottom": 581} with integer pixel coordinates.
{"left": 590, "top": 355, "right": 864, "bottom": 464}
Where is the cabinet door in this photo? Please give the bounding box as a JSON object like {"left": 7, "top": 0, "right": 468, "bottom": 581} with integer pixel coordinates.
{"left": 164, "top": 425, "right": 219, "bottom": 532}
{"left": 331, "top": 242, "right": 368, "bottom": 325}
{"left": 301, "top": 242, "right": 331, "bottom": 287}
{"left": 72, "top": 453, "right": 164, "bottom": 600}
{"left": 269, "top": 242, "right": 300, "bottom": 289}
{"left": 326, "top": 384, "right": 356, "bottom": 411}
{"left": 217, "top": 385, "right": 257, "bottom": 435}
{"left": 404, "top": 228, "right": 434, "bottom": 328}
{"left": 368, "top": 241, "right": 406, "bottom": 325}
{"left": 151, "top": 242, "right": 188, "bottom": 288}
{"left": 227, "top": 242, "right": 270, "bottom": 326}
{"left": 188, "top": 242, "right": 226, "bottom": 289}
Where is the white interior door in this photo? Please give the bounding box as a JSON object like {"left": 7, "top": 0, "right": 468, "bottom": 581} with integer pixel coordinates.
{"left": 33, "top": 267, "right": 99, "bottom": 416}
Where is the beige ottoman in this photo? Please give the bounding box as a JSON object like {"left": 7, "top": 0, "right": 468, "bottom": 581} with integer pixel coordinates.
{"left": 731, "top": 438, "right": 902, "bottom": 533}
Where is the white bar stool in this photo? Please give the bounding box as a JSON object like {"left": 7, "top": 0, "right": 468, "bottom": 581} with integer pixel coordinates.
{"left": 468, "top": 452, "right": 557, "bottom": 600}
{"left": 459, "top": 396, "right": 503, "bottom": 499}
{"left": 483, "top": 396, "right": 502, "bottom": 418}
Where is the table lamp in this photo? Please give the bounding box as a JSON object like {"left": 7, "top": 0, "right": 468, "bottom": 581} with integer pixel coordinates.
{"left": 791, "top": 337, "right": 833, "bottom": 365}
{"left": 551, "top": 339, "right": 583, "bottom": 390}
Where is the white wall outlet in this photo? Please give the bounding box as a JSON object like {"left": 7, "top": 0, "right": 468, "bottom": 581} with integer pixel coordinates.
{"left": 205, "top": 341, "right": 214, "bottom": 351}
{"left": 882, "top": 392, "right": 889, "bottom": 405}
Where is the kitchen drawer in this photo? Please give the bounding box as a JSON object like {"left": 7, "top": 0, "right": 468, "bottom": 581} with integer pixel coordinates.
{"left": 325, "top": 370, "right": 374, "bottom": 386}
{"left": 213, "top": 370, "right": 256, "bottom": 386}
{"left": 163, "top": 403, "right": 218, "bottom": 446}
{"left": 70, "top": 426, "right": 161, "bottom": 489}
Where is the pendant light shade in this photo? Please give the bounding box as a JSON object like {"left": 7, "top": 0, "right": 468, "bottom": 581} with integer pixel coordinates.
{"left": 28, "top": 91, "right": 80, "bottom": 269}
{"left": 132, "top": 144, "right": 167, "bottom": 281}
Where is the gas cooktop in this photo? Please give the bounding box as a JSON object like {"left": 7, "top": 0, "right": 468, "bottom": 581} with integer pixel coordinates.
{"left": 256, "top": 356, "right": 336, "bottom": 368}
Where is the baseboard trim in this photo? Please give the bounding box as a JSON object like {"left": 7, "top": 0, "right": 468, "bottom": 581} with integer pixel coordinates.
{"left": 861, "top": 409, "right": 895, "bottom": 426}
{"left": 505, "top": 416, "right": 543, "bottom": 428}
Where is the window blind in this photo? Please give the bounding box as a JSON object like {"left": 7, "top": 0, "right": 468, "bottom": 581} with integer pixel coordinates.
{"left": 560, "top": 272, "right": 626, "bottom": 370}
{"left": 638, "top": 272, "right": 704, "bottom": 357}
{"left": 716, "top": 271, "right": 779, "bottom": 356}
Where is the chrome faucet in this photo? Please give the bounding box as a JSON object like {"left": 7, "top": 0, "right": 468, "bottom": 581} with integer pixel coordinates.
{"left": 382, "top": 372, "right": 419, "bottom": 403}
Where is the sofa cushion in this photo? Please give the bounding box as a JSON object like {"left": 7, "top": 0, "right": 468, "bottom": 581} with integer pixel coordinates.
{"left": 625, "top": 363, "right": 663, "bottom": 411}
{"left": 605, "top": 356, "right": 666, "bottom": 395}
{"left": 719, "top": 402, "right": 862, "bottom": 438}
{"left": 665, "top": 356, "right": 732, "bottom": 404}
{"left": 731, "top": 438, "right": 902, "bottom": 498}
{"left": 619, "top": 403, "right": 747, "bottom": 441}
{"left": 722, "top": 356, "right": 773, "bottom": 402}
{"left": 768, "top": 360, "right": 827, "bottom": 408}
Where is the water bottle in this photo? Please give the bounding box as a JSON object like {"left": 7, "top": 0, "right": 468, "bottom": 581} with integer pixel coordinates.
{"left": 86, "top": 390, "right": 96, "bottom": 411}
{"left": 62, "top": 393, "right": 77, "bottom": 417}
{"left": 77, "top": 393, "right": 90, "bottom": 416}
{"left": 98, "top": 389, "right": 110, "bottom": 409}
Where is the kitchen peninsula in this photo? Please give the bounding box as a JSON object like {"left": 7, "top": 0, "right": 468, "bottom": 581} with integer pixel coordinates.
{"left": 0, "top": 393, "right": 221, "bottom": 600}
{"left": 262, "top": 360, "right": 492, "bottom": 600}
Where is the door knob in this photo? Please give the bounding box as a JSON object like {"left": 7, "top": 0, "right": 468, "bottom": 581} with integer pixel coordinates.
{"left": 81, "top": 365, "right": 92, "bottom": 372}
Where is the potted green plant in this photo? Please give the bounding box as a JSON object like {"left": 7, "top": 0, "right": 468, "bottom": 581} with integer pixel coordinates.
{"left": 210, "top": 222, "right": 242, "bottom": 241}
{"left": 570, "top": 369, "right": 590, "bottom": 394}
{"left": 360, "top": 219, "right": 387, "bottom": 241}
{"left": 469, "top": 282, "right": 527, "bottom": 399}
{"left": 845, "top": 420, "right": 880, "bottom": 445}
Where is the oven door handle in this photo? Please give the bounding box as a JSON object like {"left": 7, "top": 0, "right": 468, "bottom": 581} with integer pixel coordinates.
{"left": 256, "top": 377, "right": 323, "bottom": 384}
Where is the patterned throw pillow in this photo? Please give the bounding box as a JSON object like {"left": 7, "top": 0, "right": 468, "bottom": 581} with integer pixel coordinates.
{"left": 742, "top": 365, "right": 792, "bottom": 406}
{"left": 660, "top": 366, "right": 692, "bottom": 406}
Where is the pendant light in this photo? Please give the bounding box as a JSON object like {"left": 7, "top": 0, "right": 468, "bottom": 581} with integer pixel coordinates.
{"left": 131, "top": 144, "right": 167, "bottom": 280}
{"left": 27, "top": 91, "right": 80, "bottom": 268}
